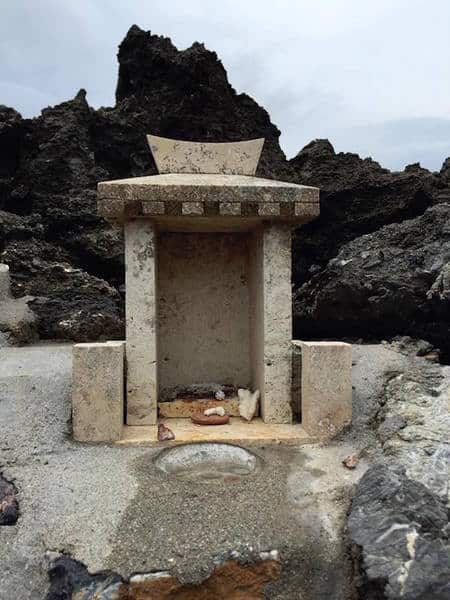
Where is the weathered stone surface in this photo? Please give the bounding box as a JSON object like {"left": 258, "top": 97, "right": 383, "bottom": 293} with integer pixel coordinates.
{"left": 295, "top": 204, "right": 450, "bottom": 362}
{"left": 157, "top": 233, "right": 251, "bottom": 400}
{"left": 0, "top": 263, "right": 10, "bottom": 298}
{"left": 148, "top": 134, "right": 264, "bottom": 175}
{"left": 98, "top": 173, "right": 319, "bottom": 225}
{"left": 377, "top": 414, "right": 407, "bottom": 443}
{"left": 290, "top": 138, "right": 444, "bottom": 287}
{"left": 72, "top": 341, "right": 124, "bottom": 442}
{"left": 250, "top": 225, "right": 293, "bottom": 423}
{"left": 296, "top": 341, "right": 352, "bottom": 438}
{"left": 348, "top": 342, "right": 450, "bottom": 600}
{"left": 349, "top": 464, "right": 450, "bottom": 600}
{"left": 125, "top": 220, "right": 157, "bottom": 425}
{"left": 375, "top": 357, "right": 450, "bottom": 465}
{"left": 158, "top": 398, "right": 240, "bottom": 418}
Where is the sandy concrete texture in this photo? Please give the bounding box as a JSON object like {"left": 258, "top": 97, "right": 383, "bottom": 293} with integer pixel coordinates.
{"left": 0, "top": 341, "right": 390, "bottom": 600}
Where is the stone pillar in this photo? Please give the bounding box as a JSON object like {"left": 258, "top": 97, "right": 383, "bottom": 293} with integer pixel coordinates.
{"left": 72, "top": 341, "right": 125, "bottom": 442}
{"left": 125, "top": 220, "right": 158, "bottom": 425}
{"left": 298, "top": 341, "right": 352, "bottom": 438}
{"left": 250, "top": 225, "right": 293, "bottom": 423}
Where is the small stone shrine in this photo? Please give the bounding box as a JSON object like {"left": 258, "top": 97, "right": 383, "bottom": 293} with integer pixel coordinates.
{"left": 72, "top": 135, "right": 352, "bottom": 443}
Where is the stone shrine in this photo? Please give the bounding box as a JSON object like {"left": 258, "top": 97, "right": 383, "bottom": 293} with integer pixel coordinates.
{"left": 72, "top": 135, "right": 352, "bottom": 443}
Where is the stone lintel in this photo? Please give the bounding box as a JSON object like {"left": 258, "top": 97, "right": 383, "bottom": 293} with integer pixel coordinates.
{"left": 72, "top": 341, "right": 125, "bottom": 442}
{"left": 294, "top": 341, "right": 352, "bottom": 438}
{"left": 98, "top": 174, "right": 319, "bottom": 226}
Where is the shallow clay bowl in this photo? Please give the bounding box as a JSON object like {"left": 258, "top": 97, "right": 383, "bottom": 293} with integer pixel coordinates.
{"left": 191, "top": 413, "right": 230, "bottom": 426}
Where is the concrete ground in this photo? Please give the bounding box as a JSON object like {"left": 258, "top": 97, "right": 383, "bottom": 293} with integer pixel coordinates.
{"left": 0, "top": 342, "right": 425, "bottom": 599}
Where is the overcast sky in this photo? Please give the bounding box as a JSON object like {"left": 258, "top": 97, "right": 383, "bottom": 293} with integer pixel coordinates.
{"left": 1, "top": 0, "right": 449, "bottom": 170}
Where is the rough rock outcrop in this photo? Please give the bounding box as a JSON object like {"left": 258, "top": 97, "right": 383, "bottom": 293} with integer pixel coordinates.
{"left": 349, "top": 346, "right": 450, "bottom": 599}
{"left": 0, "top": 26, "right": 287, "bottom": 342}
{"left": 290, "top": 139, "right": 448, "bottom": 285}
{"left": 0, "top": 24, "right": 449, "bottom": 352}
{"left": 295, "top": 204, "right": 450, "bottom": 360}
{"left": 0, "top": 263, "right": 36, "bottom": 345}
{"left": 349, "top": 464, "right": 450, "bottom": 600}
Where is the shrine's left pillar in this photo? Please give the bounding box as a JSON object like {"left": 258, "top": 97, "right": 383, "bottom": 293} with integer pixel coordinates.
{"left": 125, "top": 219, "right": 158, "bottom": 425}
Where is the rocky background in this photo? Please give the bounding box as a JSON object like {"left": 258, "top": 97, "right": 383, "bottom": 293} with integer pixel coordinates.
{"left": 0, "top": 23, "right": 449, "bottom": 360}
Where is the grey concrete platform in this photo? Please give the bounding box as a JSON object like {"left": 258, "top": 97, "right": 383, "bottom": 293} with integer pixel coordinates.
{"left": 0, "top": 342, "right": 372, "bottom": 599}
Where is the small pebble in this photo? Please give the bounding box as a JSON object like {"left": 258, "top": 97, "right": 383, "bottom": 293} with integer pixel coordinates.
{"left": 342, "top": 454, "right": 358, "bottom": 469}
{"left": 158, "top": 423, "right": 175, "bottom": 441}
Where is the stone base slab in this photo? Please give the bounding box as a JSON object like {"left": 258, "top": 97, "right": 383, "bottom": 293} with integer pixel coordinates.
{"left": 116, "top": 418, "right": 317, "bottom": 446}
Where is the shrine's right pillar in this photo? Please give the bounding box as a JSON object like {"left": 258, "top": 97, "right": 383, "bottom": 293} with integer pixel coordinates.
{"left": 250, "top": 224, "right": 293, "bottom": 423}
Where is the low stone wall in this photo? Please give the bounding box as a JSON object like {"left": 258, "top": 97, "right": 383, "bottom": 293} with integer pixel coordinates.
{"left": 292, "top": 341, "right": 352, "bottom": 438}
{"left": 72, "top": 341, "right": 125, "bottom": 442}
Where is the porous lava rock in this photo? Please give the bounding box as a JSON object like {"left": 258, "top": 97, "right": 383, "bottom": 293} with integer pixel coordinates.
{"left": 0, "top": 24, "right": 449, "bottom": 352}
{"left": 294, "top": 203, "right": 450, "bottom": 360}
{"left": 289, "top": 139, "right": 448, "bottom": 286}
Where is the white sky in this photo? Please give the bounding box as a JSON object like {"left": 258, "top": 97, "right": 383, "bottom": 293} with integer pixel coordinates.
{"left": 1, "top": 0, "right": 449, "bottom": 170}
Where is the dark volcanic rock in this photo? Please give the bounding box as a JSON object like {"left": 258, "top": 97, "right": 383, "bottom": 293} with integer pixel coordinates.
{"left": 0, "top": 24, "right": 449, "bottom": 349}
{"left": 46, "top": 554, "right": 122, "bottom": 599}
{"left": 0, "top": 25, "right": 288, "bottom": 341}
{"left": 110, "top": 24, "right": 288, "bottom": 179}
{"left": 348, "top": 464, "right": 450, "bottom": 599}
{"left": 0, "top": 473, "right": 19, "bottom": 525}
{"left": 290, "top": 139, "right": 444, "bottom": 286}
{"left": 0, "top": 89, "right": 124, "bottom": 341}
{"left": 294, "top": 204, "right": 450, "bottom": 360}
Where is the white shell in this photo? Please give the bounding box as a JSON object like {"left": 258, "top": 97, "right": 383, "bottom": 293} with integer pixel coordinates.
{"left": 204, "top": 406, "right": 226, "bottom": 417}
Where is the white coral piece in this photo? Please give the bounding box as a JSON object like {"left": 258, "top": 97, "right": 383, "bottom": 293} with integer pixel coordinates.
{"left": 238, "top": 388, "right": 260, "bottom": 421}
